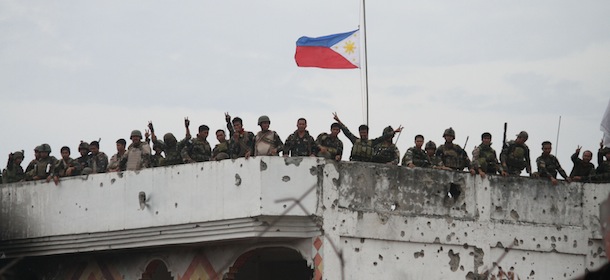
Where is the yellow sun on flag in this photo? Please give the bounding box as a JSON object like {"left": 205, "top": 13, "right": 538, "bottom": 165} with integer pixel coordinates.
{"left": 343, "top": 41, "right": 356, "bottom": 54}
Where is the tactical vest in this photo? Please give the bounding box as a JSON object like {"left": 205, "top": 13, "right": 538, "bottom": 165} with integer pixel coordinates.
{"left": 372, "top": 144, "right": 398, "bottom": 164}
{"left": 506, "top": 144, "right": 528, "bottom": 170}
{"left": 439, "top": 145, "right": 466, "bottom": 170}
{"left": 350, "top": 139, "right": 373, "bottom": 162}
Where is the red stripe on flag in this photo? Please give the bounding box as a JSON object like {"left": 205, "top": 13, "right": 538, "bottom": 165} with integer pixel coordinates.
{"left": 295, "top": 46, "right": 357, "bottom": 69}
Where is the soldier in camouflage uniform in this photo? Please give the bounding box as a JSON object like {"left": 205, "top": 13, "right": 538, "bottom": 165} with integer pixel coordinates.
{"left": 332, "top": 112, "right": 395, "bottom": 162}
{"left": 402, "top": 135, "right": 427, "bottom": 167}
{"left": 500, "top": 131, "right": 532, "bottom": 176}
{"left": 436, "top": 128, "right": 473, "bottom": 173}
{"left": 471, "top": 132, "right": 502, "bottom": 178}
{"left": 316, "top": 122, "right": 343, "bottom": 161}
{"left": 107, "top": 139, "right": 127, "bottom": 172}
{"left": 25, "top": 145, "right": 41, "bottom": 177}
{"left": 283, "top": 118, "right": 317, "bottom": 157}
{"left": 535, "top": 141, "right": 570, "bottom": 185}
{"left": 51, "top": 146, "right": 80, "bottom": 185}
{"left": 254, "top": 115, "right": 283, "bottom": 156}
{"left": 424, "top": 141, "right": 446, "bottom": 169}
{"left": 121, "top": 130, "right": 152, "bottom": 171}
{"left": 212, "top": 129, "right": 230, "bottom": 161}
{"left": 182, "top": 124, "right": 212, "bottom": 163}
{"left": 569, "top": 146, "right": 595, "bottom": 182}
{"left": 372, "top": 126, "right": 400, "bottom": 165}
{"left": 225, "top": 114, "right": 255, "bottom": 159}
{"left": 26, "top": 143, "right": 58, "bottom": 182}
{"left": 88, "top": 141, "right": 108, "bottom": 173}
{"left": 75, "top": 141, "right": 91, "bottom": 175}
{"left": 3, "top": 151, "right": 25, "bottom": 184}
{"left": 149, "top": 120, "right": 191, "bottom": 166}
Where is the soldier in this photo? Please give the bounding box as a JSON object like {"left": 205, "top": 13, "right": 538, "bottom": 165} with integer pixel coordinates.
{"left": 150, "top": 141, "right": 165, "bottom": 167}
{"left": 26, "top": 143, "right": 58, "bottom": 182}
{"left": 24, "top": 145, "right": 41, "bottom": 176}
{"left": 471, "top": 132, "right": 502, "bottom": 178}
{"left": 225, "top": 113, "right": 255, "bottom": 159}
{"left": 535, "top": 141, "right": 570, "bottom": 185}
{"left": 592, "top": 144, "right": 610, "bottom": 183}
{"left": 283, "top": 118, "right": 317, "bottom": 157}
{"left": 3, "top": 151, "right": 25, "bottom": 184}
{"left": 402, "top": 135, "right": 427, "bottom": 167}
{"left": 107, "top": 139, "right": 127, "bottom": 172}
{"left": 88, "top": 141, "right": 108, "bottom": 173}
{"left": 150, "top": 120, "right": 191, "bottom": 167}
{"left": 372, "top": 126, "right": 400, "bottom": 165}
{"left": 212, "top": 129, "right": 230, "bottom": 161}
{"left": 316, "top": 122, "right": 343, "bottom": 161}
{"left": 254, "top": 115, "right": 283, "bottom": 156}
{"left": 500, "top": 131, "right": 532, "bottom": 176}
{"left": 569, "top": 146, "right": 595, "bottom": 182}
{"left": 121, "top": 130, "right": 152, "bottom": 171}
{"left": 182, "top": 124, "right": 212, "bottom": 163}
{"left": 332, "top": 112, "right": 397, "bottom": 162}
{"left": 51, "top": 146, "right": 79, "bottom": 185}
{"left": 424, "top": 141, "right": 447, "bottom": 169}
{"left": 75, "top": 141, "right": 91, "bottom": 175}
{"left": 436, "top": 127, "right": 473, "bottom": 173}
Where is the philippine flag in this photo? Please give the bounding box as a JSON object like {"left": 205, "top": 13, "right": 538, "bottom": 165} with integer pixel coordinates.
{"left": 295, "top": 30, "right": 360, "bottom": 69}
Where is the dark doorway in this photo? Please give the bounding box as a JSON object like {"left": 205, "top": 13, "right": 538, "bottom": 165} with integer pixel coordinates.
{"left": 233, "top": 247, "right": 313, "bottom": 280}
{"left": 140, "top": 259, "right": 173, "bottom": 280}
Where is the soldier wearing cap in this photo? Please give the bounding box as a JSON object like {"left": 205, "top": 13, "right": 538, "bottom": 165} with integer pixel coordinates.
{"left": 372, "top": 126, "right": 400, "bottom": 165}
{"left": 121, "top": 129, "right": 152, "bottom": 171}
{"left": 3, "top": 150, "right": 25, "bottom": 183}
{"left": 535, "top": 141, "right": 570, "bottom": 185}
{"left": 472, "top": 132, "right": 502, "bottom": 178}
{"left": 316, "top": 122, "right": 343, "bottom": 161}
{"left": 436, "top": 127, "right": 473, "bottom": 173}
{"left": 424, "top": 141, "right": 446, "bottom": 169}
{"left": 254, "top": 115, "right": 283, "bottom": 156}
{"left": 500, "top": 131, "right": 532, "bottom": 176}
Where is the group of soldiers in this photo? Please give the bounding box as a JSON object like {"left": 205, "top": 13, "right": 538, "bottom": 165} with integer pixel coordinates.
{"left": 2, "top": 112, "right": 610, "bottom": 185}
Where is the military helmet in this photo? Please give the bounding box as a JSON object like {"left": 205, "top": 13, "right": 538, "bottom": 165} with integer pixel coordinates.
{"left": 131, "top": 130, "right": 143, "bottom": 138}
{"left": 78, "top": 141, "right": 90, "bottom": 151}
{"left": 34, "top": 145, "right": 42, "bottom": 152}
{"left": 12, "top": 151, "right": 24, "bottom": 159}
{"left": 425, "top": 141, "right": 437, "bottom": 150}
{"left": 516, "top": 131, "right": 529, "bottom": 140}
{"left": 258, "top": 115, "right": 270, "bottom": 125}
{"left": 163, "top": 133, "right": 177, "bottom": 145}
{"left": 443, "top": 127, "right": 455, "bottom": 137}
{"left": 40, "top": 143, "right": 52, "bottom": 153}
{"left": 383, "top": 126, "right": 394, "bottom": 135}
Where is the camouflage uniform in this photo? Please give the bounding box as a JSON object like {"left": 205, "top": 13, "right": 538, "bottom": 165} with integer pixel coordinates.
{"left": 255, "top": 130, "right": 283, "bottom": 156}
{"left": 212, "top": 141, "right": 230, "bottom": 160}
{"left": 569, "top": 152, "right": 595, "bottom": 179}
{"left": 54, "top": 157, "right": 80, "bottom": 177}
{"left": 108, "top": 151, "right": 127, "bottom": 172}
{"left": 436, "top": 143, "right": 470, "bottom": 171}
{"left": 88, "top": 152, "right": 108, "bottom": 174}
{"left": 500, "top": 141, "right": 531, "bottom": 175}
{"left": 536, "top": 154, "right": 568, "bottom": 179}
{"left": 3, "top": 152, "right": 25, "bottom": 184}
{"left": 315, "top": 132, "right": 343, "bottom": 160}
{"left": 339, "top": 123, "right": 392, "bottom": 162}
{"left": 159, "top": 133, "right": 189, "bottom": 166}
{"left": 372, "top": 142, "right": 400, "bottom": 165}
{"left": 401, "top": 147, "right": 428, "bottom": 167}
{"left": 472, "top": 143, "right": 501, "bottom": 175}
{"left": 428, "top": 154, "right": 445, "bottom": 169}
{"left": 283, "top": 130, "right": 317, "bottom": 157}
{"left": 182, "top": 137, "right": 212, "bottom": 162}
{"left": 26, "top": 156, "right": 58, "bottom": 181}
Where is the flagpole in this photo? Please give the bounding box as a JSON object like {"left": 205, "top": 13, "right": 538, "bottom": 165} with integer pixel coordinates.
{"left": 362, "top": 0, "right": 369, "bottom": 125}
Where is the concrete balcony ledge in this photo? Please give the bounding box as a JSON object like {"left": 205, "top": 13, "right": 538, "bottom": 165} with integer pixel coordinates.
{"left": 1, "top": 157, "right": 322, "bottom": 257}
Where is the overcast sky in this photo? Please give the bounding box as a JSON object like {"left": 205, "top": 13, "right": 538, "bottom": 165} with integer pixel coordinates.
{"left": 1, "top": 0, "right": 609, "bottom": 176}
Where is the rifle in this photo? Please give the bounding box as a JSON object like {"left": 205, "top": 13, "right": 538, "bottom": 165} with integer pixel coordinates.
{"left": 502, "top": 122, "right": 507, "bottom": 149}
{"left": 463, "top": 136, "right": 469, "bottom": 150}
